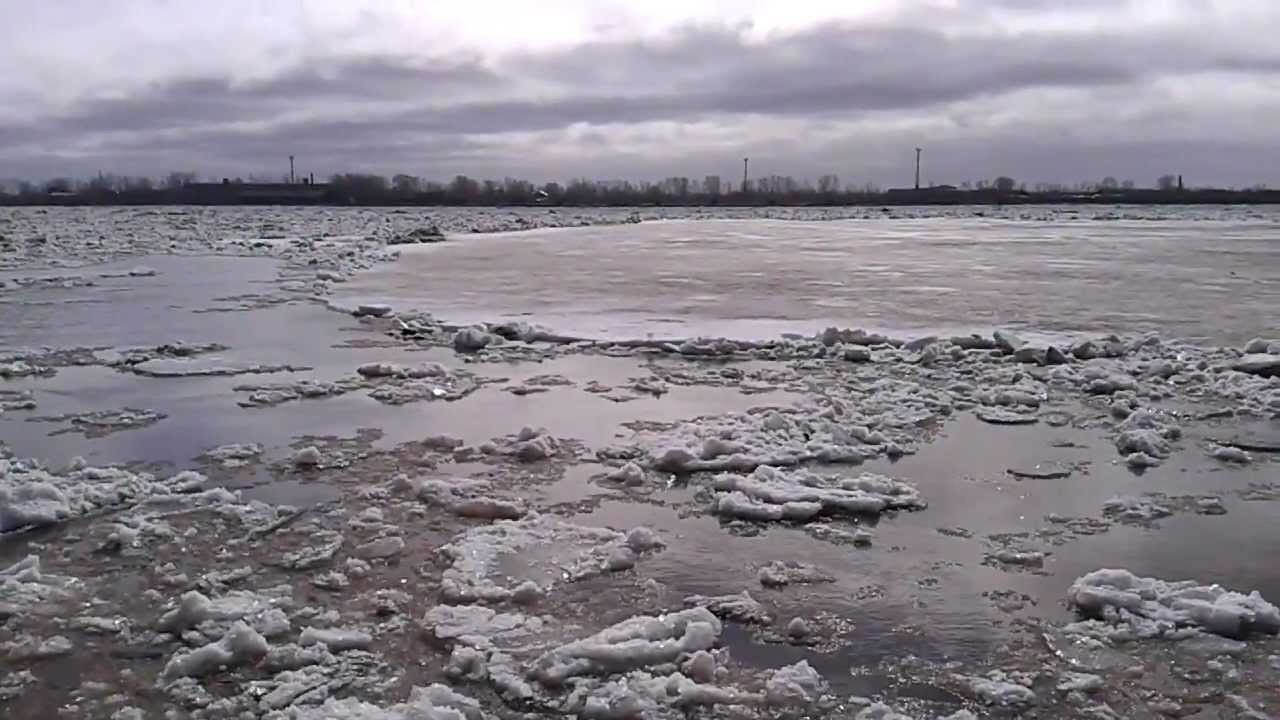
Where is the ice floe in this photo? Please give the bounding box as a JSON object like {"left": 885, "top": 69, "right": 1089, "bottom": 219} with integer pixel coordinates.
{"left": 1067, "top": 568, "right": 1280, "bottom": 640}
{"left": 438, "top": 514, "right": 661, "bottom": 603}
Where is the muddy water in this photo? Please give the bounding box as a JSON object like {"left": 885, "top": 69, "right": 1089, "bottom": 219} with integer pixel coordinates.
{"left": 337, "top": 213, "right": 1280, "bottom": 345}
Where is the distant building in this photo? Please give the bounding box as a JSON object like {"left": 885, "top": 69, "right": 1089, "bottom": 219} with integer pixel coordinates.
{"left": 704, "top": 175, "right": 721, "bottom": 196}
{"left": 886, "top": 184, "right": 959, "bottom": 194}
{"left": 183, "top": 180, "right": 329, "bottom": 204}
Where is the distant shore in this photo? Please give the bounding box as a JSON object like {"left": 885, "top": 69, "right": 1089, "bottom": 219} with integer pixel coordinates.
{"left": 3, "top": 186, "right": 1278, "bottom": 207}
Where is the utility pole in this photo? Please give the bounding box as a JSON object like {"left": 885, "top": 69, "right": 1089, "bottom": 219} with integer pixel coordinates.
{"left": 914, "top": 148, "right": 922, "bottom": 190}
{"left": 743, "top": 158, "right": 749, "bottom": 192}
{"left": 289, "top": 155, "right": 295, "bottom": 184}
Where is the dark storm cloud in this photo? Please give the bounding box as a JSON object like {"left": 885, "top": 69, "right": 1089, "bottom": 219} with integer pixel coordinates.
{"left": 3, "top": 16, "right": 1278, "bottom": 182}
{"left": 3, "top": 55, "right": 500, "bottom": 139}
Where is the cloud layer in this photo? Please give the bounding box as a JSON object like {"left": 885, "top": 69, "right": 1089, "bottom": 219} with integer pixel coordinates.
{"left": 3, "top": 0, "right": 1278, "bottom": 187}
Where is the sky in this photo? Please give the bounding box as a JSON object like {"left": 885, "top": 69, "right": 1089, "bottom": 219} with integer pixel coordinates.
{"left": 2, "top": 0, "right": 1278, "bottom": 188}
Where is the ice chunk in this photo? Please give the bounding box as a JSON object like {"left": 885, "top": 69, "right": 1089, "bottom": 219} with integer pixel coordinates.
{"left": 1102, "top": 495, "right": 1173, "bottom": 522}
{"left": 856, "top": 704, "right": 915, "bottom": 720}
{"left": 275, "top": 683, "right": 483, "bottom": 720}
{"left": 261, "top": 643, "right": 334, "bottom": 673}
{"left": 298, "top": 626, "right": 373, "bottom": 652}
{"left": 439, "top": 515, "right": 658, "bottom": 603}
{"left": 203, "top": 438, "right": 263, "bottom": 466}
{"left": 5, "top": 634, "right": 73, "bottom": 660}
{"left": 712, "top": 465, "right": 924, "bottom": 523}
{"left": 529, "top": 607, "right": 721, "bottom": 687}
{"left": 157, "top": 590, "right": 213, "bottom": 633}
{"left": 423, "top": 604, "right": 544, "bottom": 646}
{"left": 1244, "top": 338, "right": 1276, "bottom": 354}
{"left": 758, "top": 561, "right": 834, "bottom": 588}
{"left": 625, "top": 526, "right": 664, "bottom": 553}
{"left": 1057, "top": 671, "right": 1104, "bottom": 692}
{"left": 291, "top": 446, "right": 322, "bottom": 468}
{"left": 353, "top": 536, "right": 405, "bottom": 560}
{"left": 766, "top": 660, "right": 827, "bottom": 706}
{"left": 1068, "top": 568, "right": 1280, "bottom": 639}
{"left": 955, "top": 672, "right": 1036, "bottom": 706}
{"left": 974, "top": 406, "right": 1038, "bottom": 425}
{"left": 1116, "top": 431, "right": 1169, "bottom": 459}
{"left": 1233, "top": 354, "right": 1280, "bottom": 377}
{"left": 683, "top": 650, "right": 716, "bottom": 684}
{"left": 453, "top": 326, "right": 498, "bottom": 353}
{"left": 1209, "top": 444, "right": 1252, "bottom": 464}
{"left": 843, "top": 346, "right": 872, "bottom": 362}
{"left": 446, "top": 645, "right": 488, "bottom": 680}
{"left": 786, "top": 617, "right": 812, "bottom": 640}
{"left": 683, "top": 591, "right": 772, "bottom": 624}
{"left": 993, "top": 329, "right": 1025, "bottom": 353}
{"left": 1, "top": 459, "right": 209, "bottom": 533}
{"left": 160, "top": 621, "right": 268, "bottom": 679}
{"left": 353, "top": 303, "right": 393, "bottom": 318}
{"left": 604, "top": 462, "right": 646, "bottom": 486}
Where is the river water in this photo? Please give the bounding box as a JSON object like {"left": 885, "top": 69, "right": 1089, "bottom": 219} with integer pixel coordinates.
{"left": 1, "top": 205, "right": 1278, "bottom": 717}
{"left": 337, "top": 209, "right": 1280, "bottom": 345}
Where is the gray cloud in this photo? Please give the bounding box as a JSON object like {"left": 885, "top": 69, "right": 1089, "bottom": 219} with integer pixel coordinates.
{"left": 2, "top": 13, "right": 1279, "bottom": 186}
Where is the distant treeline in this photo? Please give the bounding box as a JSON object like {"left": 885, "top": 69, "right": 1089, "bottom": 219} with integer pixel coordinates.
{"left": 3, "top": 172, "right": 1279, "bottom": 206}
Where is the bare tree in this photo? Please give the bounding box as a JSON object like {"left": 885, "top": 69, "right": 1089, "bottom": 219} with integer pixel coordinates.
{"left": 994, "top": 176, "right": 1016, "bottom": 193}
{"left": 1156, "top": 175, "right": 1177, "bottom": 191}
{"left": 1100, "top": 176, "right": 1118, "bottom": 190}
{"left": 164, "top": 172, "right": 196, "bottom": 190}
{"left": 391, "top": 174, "right": 421, "bottom": 195}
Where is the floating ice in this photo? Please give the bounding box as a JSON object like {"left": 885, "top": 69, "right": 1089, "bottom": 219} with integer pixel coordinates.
{"left": 1209, "top": 444, "right": 1252, "bottom": 464}
{"left": 1233, "top": 354, "right": 1280, "bottom": 377}
{"left": 786, "top": 617, "right": 812, "bottom": 641}
{"left": 438, "top": 514, "right": 659, "bottom": 603}
{"left": 353, "top": 303, "right": 393, "bottom": 318}
{"left": 604, "top": 462, "right": 647, "bottom": 487}
{"left": 1, "top": 460, "right": 210, "bottom": 533}
{"left": 160, "top": 621, "right": 269, "bottom": 679}
{"left": 1113, "top": 409, "right": 1179, "bottom": 461}
{"left": 394, "top": 474, "right": 527, "bottom": 520}
{"left": 758, "top": 561, "right": 835, "bottom": 587}
{"left": 711, "top": 465, "right": 924, "bottom": 523}
{"left": 423, "top": 604, "right": 545, "bottom": 648}
{"left": 954, "top": 671, "right": 1036, "bottom": 706}
{"left": 529, "top": 607, "right": 721, "bottom": 687}
{"left": 388, "top": 225, "right": 446, "bottom": 245}
{"left": 1, "top": 555, "right": 76, "bottom": 614}
{"left": 765, "top": 660, "right": 827, "bottom": 706}
{"left": 683, "top": 591, "right": 772, "bottom": 624}
{"left": 204, "top": 443, "right": 264, "bottom": 467}
{"left": 274, "top": 684, "right": 483, "bottom": 720}
{"left": 157, "top": 587, "right": 293, "bottom": 636}
{"left": 292, "top": 446, "right": 322, "bottom": 468}
{"left": 298, "top": 627, "right": 373, "bottom": 652}
{"left": 453, "top": 326, "right": 500, "bottom": 353}
{"left": 1068, "top": 568, "right": 1280, "bottom": 640}
{"left": 973, "top": 406, "right": 1038, "bottom": 425}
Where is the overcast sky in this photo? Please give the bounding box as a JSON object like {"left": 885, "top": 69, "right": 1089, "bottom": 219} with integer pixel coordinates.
{"left": 2, "top": 0, "right": 1277, "bottom": 187}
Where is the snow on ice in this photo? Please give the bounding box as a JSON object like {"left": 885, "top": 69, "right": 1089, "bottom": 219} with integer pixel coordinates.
{"left": 437, "top": 514, "right": 662, "bottom": 603}
{"left": 1067, "top": 568, "right": 1280, "bottom": 640}
{"left": 1, "top": 459, "right": 212, "bottom": 533}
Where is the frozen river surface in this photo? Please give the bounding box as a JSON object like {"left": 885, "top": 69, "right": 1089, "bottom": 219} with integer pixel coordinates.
{"left": 341, "top": 214, "right": 1280, "bottom": 344}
